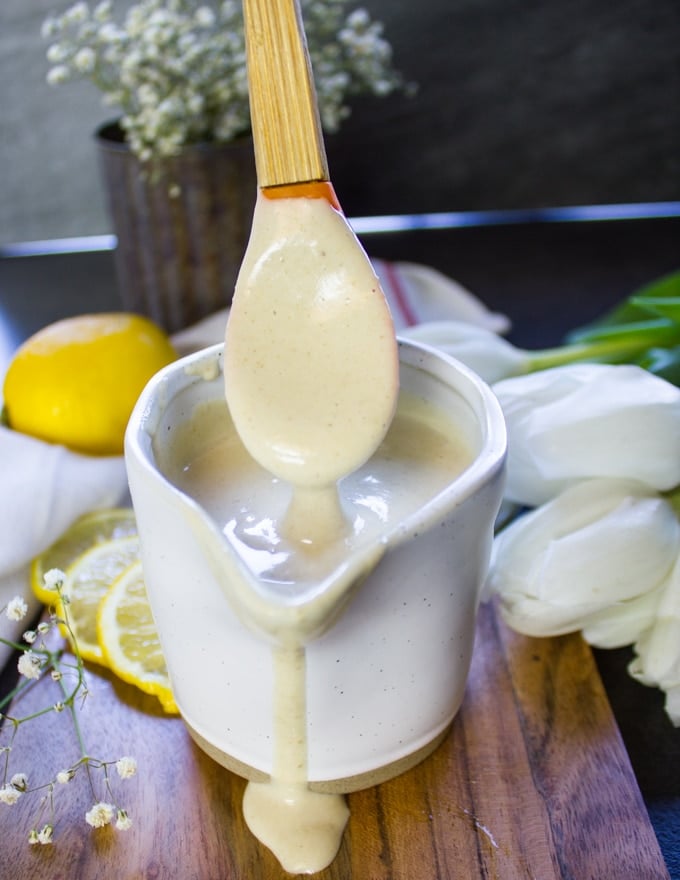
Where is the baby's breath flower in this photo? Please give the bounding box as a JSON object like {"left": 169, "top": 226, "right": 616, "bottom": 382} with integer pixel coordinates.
{"left": 99, "top": 22, "right": 123, "bottom": 43}
{"left": 346, "top": 8, "right": 370, "bottom": 29}
{"left": 46, "top": 42, "right": 69, "bottom": 63}
{"left": 17, "top": 651, "right": 42, "bottom": 681}
{"left": 85, "top": 801, "right": 115, "bottom": 828}
{"left": 115, "top": 756, "right": 137, "bottom": 779}
{"left": 36, "top": 824, "right": 54, "bottom": 845}
{"left": 42, "top": 0, "right": 407, "bottom": 165}
{"left": 94, "top": 1, "right": 112, "bottom": 21}
{"left": 41, "top": 16, "right": 60, "bottom": 40}
{"left": 116, "top": 808, "right": 133, "bottom": 830}
{"left": 0, "top": 785, "right": 23, "bottom": 805}
{"left": 195, "top": 6, "right": 216, "bottom": 28}
{"left": 10, "top": 773, "right": 28, "bottom": 792}
{"left": 43, "top": 568, "right": 66, "bottom": 592}
{"left": 0, "top": 547, "right": 133, "bottom": 845}
{"left": 6, "top": 596, "right": 28, "bottom": 622}
{"left": 63, "top": 2, "right": 89, "bottom": 26}
{"left": 74, "top": 46, "right": 96, "bottom": 72}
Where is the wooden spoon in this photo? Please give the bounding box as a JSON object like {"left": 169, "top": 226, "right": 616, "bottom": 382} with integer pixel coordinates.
{"left": 243, "top": 0, "right": 328, "bottom": 188}
{"left": 224, "top": 0, "right": 399, "bottom": 504}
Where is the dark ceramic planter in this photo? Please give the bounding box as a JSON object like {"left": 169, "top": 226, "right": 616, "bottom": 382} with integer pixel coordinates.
{"left": 96, "top": 121, "right": 257, "bottom": 333}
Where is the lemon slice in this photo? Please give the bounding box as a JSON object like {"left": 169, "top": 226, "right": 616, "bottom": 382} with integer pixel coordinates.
{"left": 31, "top": 508, "right": 138, "bottom": 604}
{"left": 58, "top": 535, "right": 141, "bottom": 664}
{"left": 97, "top": 560, "right": 178, "bottom": 714}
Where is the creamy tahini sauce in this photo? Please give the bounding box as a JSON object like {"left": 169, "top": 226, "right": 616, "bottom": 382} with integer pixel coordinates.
{"left": 170, "top": 394, "right": 471, "bottom": 592}
{"left": 224, "top": 193, "right": 399, "bottom": 492}
{"left": 174, "top": 192, "right": 455, "bottom": 872}
{"left": 164, "top": 390, "right": 472, "bottom": 873}
{"left": 221, "top": 192, "right": 399, "bottom": 871}
{"left": 242, "top": 645, "right": 350, "bottom": 874}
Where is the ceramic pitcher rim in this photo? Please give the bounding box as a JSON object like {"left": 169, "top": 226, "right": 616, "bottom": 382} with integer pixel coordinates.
{"left": 125, "top": 338, "right": 506, "bottom": 551}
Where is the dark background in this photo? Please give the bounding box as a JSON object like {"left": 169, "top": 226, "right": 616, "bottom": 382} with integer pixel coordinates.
{"left": 326, "top": 0, "right": 680, "bottom": 215}
{"left": 2, "top": 0, "right": 679, "bottom": 242}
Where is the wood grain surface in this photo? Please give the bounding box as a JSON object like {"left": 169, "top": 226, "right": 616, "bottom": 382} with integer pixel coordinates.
{"left": 243, "top": 0, "right": 328, "bottom": 188}
{"left": 1, "top": 601, "right": 669, "bottom": 879}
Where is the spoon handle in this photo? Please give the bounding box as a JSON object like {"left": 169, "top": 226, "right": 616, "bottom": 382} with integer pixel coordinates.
{"left": 243, "top": 0, "right": 329, "bottom": 188}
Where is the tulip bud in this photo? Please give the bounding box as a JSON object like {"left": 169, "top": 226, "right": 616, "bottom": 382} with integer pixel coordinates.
{"left": 400, "top": 321, "right": 528, "bottom": 384}
{"left": 381, "top": 263, "right": 511, "bottom": 334}
{"left": 629, "top": 556, "right": 680, "bottom": 724}
{"left": 486, "top": 478, "right": 680, "bottom": 638}
{"left": 492, "top": 363, "right": 680, "bottom": 507}
{"left": 581, "top": 582, "right": 666, "bottom": 649}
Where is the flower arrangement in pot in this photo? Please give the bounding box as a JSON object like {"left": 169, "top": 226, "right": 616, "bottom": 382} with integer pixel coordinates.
{"left": 41, "top": 0, "right": 407, "bottom": 331}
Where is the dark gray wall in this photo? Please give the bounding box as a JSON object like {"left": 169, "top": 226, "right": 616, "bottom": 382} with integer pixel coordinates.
{"left": 327, "top": 0, "right": 680, "bottom": 215}
{"left": 2, "top": 0, "right": 678, "bottom": 243}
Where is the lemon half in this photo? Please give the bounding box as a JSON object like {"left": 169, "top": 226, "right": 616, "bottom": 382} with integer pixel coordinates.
{"left": 3, "top": 312, "right": 176, "bottom": 455}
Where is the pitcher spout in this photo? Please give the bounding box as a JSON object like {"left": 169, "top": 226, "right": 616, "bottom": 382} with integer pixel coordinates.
{"left": 196, "top": 500, "right": 387, "bottom": 644}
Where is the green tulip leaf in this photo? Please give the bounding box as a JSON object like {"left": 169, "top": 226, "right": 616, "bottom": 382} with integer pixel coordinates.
{"left": 566, "top": 317, "right": 680, "bottom": 347}
{"left": 635, "top": 345, "right": 680, "bottom": 387}
{"left": 566, "top": 269, "right": 680, "bottom": 342}
{"left": 631, "top": 269, "right": 680, "bottom": 301}
{"left": 629, "top": 295, "right": 680, "bottom": 325}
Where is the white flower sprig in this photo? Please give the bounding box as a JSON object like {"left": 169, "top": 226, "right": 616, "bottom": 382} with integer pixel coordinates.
{"left": 0, "top": 570, "right": 136, "bottom": 843}
{"left": 41, "top": 0, "right": 407, "bottom": 165}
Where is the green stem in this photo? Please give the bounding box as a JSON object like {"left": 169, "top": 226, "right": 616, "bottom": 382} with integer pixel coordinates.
{"left": 0, "top": 677, "right": 33, "bottom": 712}
{"left": 1, "top": 723, "right": 18, "bottom": 780}
{"left": 664, "top": 484, "right": 680, "bottom": 518}
{"left": 525, "top": 336, "right": 670, "bottom": 373}
{"left": 59, "top": 671, "right": 88, "bottom": 759}
{"left": 55, "top": 599, "right": 90, "bottom": 760}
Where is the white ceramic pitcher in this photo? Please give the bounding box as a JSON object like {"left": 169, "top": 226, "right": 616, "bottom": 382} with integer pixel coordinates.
{"left": 125, "top": 339, "right": 506, "bottom": 791}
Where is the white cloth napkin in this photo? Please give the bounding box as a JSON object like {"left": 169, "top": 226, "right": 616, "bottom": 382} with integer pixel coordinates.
{"left": 0, "top": 258, "right": 507, "bottom": 671}
{"left": 0, "top": 428, "right": 128, "bottom": 667}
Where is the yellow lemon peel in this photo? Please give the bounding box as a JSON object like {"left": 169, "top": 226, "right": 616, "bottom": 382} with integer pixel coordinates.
{"left": 97, "top": 559, "right": 178, "bottom": 714}
{"left": 3, "top": 313, "right": 176, "bottom": 455}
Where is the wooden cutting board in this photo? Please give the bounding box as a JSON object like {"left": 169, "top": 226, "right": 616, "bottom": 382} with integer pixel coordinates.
{"left": 2, "top": 600, "right": 669, "bottom": 879}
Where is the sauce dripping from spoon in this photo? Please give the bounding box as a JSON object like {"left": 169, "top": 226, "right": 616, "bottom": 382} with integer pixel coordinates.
{"left": 223, "top": 0, "right": 399, "bottom": 870}
{"left": 242, "top": 645, "right": 350, "bottom": 874}
{"left": 224, "top": 181, "right": 398, "bottom": 545}
{"left": 223, "top": 177, "right": 397, "bottom": 877}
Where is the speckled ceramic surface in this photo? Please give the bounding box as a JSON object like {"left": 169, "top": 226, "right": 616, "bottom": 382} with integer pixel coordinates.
{"left": 125, "top": 340, "right": 506, "bottom": 788}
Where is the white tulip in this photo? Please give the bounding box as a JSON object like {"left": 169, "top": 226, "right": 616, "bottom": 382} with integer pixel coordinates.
{"left": 629, "top": 555, "right": 680, "bottom": 724}
{"left": 581, "top": 583, "right": 666, "bottom": 648}
{"left": 400, "top": 321, "right": 528, "bottom": 384}
{"left": 486, "top": 478, "right": 680, "bottom": 638}
{"left": 492, "top": 363, "right": 680, "bottom": 506}
{"left": 664, "top": 688, "right": 680, "bottom": 726}
{"left": 385, "top": 263, "right": 511, "bottom": 334}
